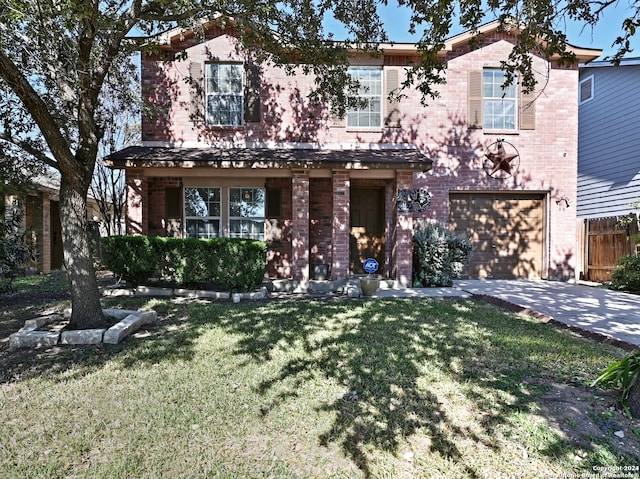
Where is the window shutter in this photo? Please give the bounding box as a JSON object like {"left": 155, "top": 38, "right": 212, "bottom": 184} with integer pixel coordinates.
{"left": 244, "top": 63, "right": 261, "bottom": 123}
{"left": 467, "top": 70, "right": 483, "bottom": 129}
{"left": 165, "top": 187, "right": 182, "bottom": 237}
{"left": 188, "top": 62, "right": 204, "bottom": 123}
{"left": 519, "top": 85, "right": 536, "bottom": 130}
{"left": 384, "top": 69, "right": 401, "bottom": 128}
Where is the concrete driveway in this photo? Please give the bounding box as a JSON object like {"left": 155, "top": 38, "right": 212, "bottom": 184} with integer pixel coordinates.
{"left": 377, "top": 279, "right": 640, "bottom": 350}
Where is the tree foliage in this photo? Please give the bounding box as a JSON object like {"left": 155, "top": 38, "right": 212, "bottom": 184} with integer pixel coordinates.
{"left": 0, "top": 0, "right": 638, "bottom": 328}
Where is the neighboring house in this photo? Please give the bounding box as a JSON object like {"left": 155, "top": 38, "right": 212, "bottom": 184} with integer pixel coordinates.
{"left": 2, "top": 171, "right": 103, "bottom": 274}
{"left": 106, "top": 20, "right": 601, "bottom": 287}
{"left": 576, "top": 58, "right": 640, "bottom": 281}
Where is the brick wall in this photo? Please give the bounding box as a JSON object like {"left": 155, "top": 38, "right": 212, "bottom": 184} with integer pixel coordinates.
{"left": 136, "top": 28, "right": 582, "bottom": 280}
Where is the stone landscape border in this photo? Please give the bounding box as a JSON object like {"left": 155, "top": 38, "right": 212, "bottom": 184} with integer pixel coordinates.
{"left": 9, "top": 308, "right": 157, "bottom": 349}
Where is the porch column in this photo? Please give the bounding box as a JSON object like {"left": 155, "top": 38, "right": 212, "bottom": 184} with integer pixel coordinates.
{"left": 125, "top": 168, "right": 148, "bottom": 235}
{"left": 291, "top": 169, "right": 310, "bottom": 288}
{"left": 40, "top": 194, "right": 51, "bottom": 274}
{"left": 394, "top": 170, "right": 414, "bottom": 286}
{"left": 332, "top": 170, "right": 350, "bottom": 279}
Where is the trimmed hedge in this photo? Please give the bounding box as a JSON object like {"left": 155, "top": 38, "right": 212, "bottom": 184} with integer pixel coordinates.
{"left": 102, "top": 235, "right": 267, "bottom": 292}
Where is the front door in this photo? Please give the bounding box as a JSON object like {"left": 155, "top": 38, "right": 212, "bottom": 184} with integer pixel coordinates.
{"left": 350, "top": 187, "right": 385, "bottom": 274}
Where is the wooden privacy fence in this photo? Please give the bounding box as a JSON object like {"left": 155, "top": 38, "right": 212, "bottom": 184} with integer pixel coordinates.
{"left": 584, "top": 215, "right": 638, "bottom": 282}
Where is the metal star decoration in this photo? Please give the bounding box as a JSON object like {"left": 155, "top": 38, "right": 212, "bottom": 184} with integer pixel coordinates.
{"left": 483, "top": 140, "right": 520, "bottom": 179}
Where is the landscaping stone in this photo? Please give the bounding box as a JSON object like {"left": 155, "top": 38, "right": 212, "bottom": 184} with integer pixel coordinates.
{"left": 10, "top": 308, "right": 158, "bottom": 349}
{"left": 9, "top": 331, "right": 60, "bottom": 349}
{"left": 60, "top": 329, "right": 106, "bottom": 345}
{"left": 24, "top": 314, "right": 61, "bottom": 329}
{"left": 101, "top": 287, "right": 135, "bottom": 297}
{"left": 102, "top": 309, "right": 144, "bottom": 321}
{"left": 174, "top": 288, "right": 230, "bottom": 299}
{"left": 103, "top": 314, "right": 149, "bottom": 344}
{"left": 135, "top": 286, "right": 173, "bottom": 297}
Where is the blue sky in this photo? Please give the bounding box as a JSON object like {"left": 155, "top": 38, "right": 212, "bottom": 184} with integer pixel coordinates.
{"left": 349, "top": 3, "right": 639, "bottom": 60}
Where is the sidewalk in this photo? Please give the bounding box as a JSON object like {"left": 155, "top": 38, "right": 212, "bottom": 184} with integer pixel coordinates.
{"left": 376, "top": 280, "right": 640, "bottom": 350}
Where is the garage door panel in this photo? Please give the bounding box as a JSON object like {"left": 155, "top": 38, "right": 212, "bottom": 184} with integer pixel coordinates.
{"left": 449, "top": 193, "right": 544, "bottom": 279}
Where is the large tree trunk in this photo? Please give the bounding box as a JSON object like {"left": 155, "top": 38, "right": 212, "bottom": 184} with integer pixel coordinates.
{"left": 60, "top": 175, "right": 108, "bottom": 330}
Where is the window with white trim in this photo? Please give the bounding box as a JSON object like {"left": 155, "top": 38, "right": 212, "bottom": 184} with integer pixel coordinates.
{"left": 206, "top": 63, "right": 244, "bottom": 126}
{"left": 579, "top": 75, "right": 594, "bottom": 104}
{"left": 347, "top": 66, "right": 382, "bottom": 128}
{"left": 184, "top": 187, "right": 221, "bottom": 238}
{"left": 483, "top": 69, "right": 517, "bottom": 130}
{"left": 228, "top": 187, "right": 265, "bottom": 240}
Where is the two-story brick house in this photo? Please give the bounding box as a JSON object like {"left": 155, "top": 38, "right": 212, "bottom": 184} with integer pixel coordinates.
{"left": 106, "top": 20, "right": 601, "bottom": 287}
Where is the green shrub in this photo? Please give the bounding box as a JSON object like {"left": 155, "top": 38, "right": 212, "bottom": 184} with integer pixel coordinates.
{"left": 610, "top": 254, "right": 640, "bottom": 292}
{"left": 102, "top": 235, "right": 267, "bottom": 291}
{"left": 0, "top": 210, "right": 33, "bottom": 292}
{"left": 412, "top": 221, "right": 472, "bottom": 287}
{"left": 102, "top": 235, "right": 156, "bottom": 286}
{"left": 592, "top": 352, "right": 640, "bottom": 418}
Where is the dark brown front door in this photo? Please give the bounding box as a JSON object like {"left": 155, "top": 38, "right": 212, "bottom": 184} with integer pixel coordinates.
{"left": 350, "top": 187, "right": 385, "bottom": 274}
{"left": 50, "top": 201, "right": 63, "bottom": 270}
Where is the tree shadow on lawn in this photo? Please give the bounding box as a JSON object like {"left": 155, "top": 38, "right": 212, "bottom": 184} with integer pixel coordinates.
{"left": 212, "top": 297, "right": 594, "bottom": 477}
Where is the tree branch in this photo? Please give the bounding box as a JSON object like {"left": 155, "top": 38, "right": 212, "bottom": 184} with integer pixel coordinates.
{"left": 0, "top": 131, "right": 59, "bottom": 170}
{"left": 0, "top": 51, "right": 73, "bottom": 173}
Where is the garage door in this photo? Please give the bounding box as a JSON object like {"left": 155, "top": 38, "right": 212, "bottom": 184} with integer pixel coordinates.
{"left": 449, "top": 193, "right": 545, "bottom": 279}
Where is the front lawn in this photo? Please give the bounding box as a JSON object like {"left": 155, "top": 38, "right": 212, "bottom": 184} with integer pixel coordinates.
{"left": 1, "top": 281, "right": 639, "bottom": 478}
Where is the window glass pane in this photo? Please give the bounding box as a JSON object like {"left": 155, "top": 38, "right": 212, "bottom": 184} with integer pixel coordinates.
{"left": 483, "top": 69, "right": 517, "bottom": 130}
{"left": 229, "top": 187, "right": 265, "bottom": 240}
{"left": 347, "top": 66, "right": 382, "bottom": 128}
{"left": 206, "top": 63, "right": 244, "bottom": 126}
{"left": 184, "top": 187, "right": 221, "bottom": 238}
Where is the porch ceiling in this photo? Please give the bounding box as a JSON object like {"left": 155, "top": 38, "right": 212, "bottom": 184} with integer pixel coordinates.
{"left": 105, "top": 146, "right": 433, "bottom": 172}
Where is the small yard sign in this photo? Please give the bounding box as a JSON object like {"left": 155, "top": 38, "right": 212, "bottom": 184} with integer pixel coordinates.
{"left": 363, "top": 258, "right": 379, "bottom": 274}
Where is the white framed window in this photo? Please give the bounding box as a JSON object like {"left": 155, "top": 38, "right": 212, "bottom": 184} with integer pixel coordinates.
{"left": 205, "top": 63, "right": 243, "bottom": 126}
{"left": 579, "top": 75, "right": 594, "bottom": 104}
{"left": 347, "top": 66, "right": 382, "bottom": 128}
{"left": 483, "top": 69, "right": 517, "bottom": 130}
{"left": 184, "top": 187, "right": 221, "bottom": 238}
{"left": 228, "top": 187, "right": 265, "bottom": 240}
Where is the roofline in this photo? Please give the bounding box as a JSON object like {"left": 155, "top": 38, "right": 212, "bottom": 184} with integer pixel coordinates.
{"left": 580, "top": 57, "right": 640, "bottom": 68}
{"left": 135, "top": 17, "right": 601, "bottom": 63}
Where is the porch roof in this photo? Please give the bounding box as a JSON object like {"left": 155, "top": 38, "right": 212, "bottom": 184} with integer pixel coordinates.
{"left": 105, "top": 146, "right": 433, "bottom": 172}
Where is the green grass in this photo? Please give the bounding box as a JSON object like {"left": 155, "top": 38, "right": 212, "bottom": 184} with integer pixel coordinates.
{"left": 1, "top": 292, "right": 637, "bottom": 478}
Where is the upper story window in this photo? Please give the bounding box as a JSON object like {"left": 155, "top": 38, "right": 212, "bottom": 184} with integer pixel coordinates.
{"left": 483, "top": 69, "right": 517, "bottom": 130}
{"left": 184, "top": 187, "right": 221, "bottom": 239}
{"left": 468, "top": 68, "right": 535, "bottom": 131}
{"left": 347, "top": 66, "right": 382, "bottom": 128}
{"left": 579, "top": 75, "right": 594, "bottom": 104}
{"left": 205, "top": 63, "right": 244, "bottom": 126}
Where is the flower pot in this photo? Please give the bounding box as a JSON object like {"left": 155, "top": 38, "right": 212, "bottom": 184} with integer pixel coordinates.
{"left": 360, "top": 278, "right": 379, "bottom": 297}
{"left": 232, "top": 293, "right": 241, "bottom": 303}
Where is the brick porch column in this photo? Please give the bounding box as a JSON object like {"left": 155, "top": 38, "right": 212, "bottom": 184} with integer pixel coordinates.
{"left": 291, "top": 170, "right": 310, "bottom": 288}
{"left": 41, "top": 194, "right": 51, "bottom": 274}
{"left": 331, "top": 170, "right": 350, "bottom": 279}
{"left": 125, "top": 169, "right": 147, "bottom": 235}
{"left": 394, "top": 170, "right": 414, "bottom": 286}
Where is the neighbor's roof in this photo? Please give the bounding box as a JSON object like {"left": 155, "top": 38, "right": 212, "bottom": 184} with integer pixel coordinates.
{"left": 105, "top": 146, "right": 433, "bottom": 171}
